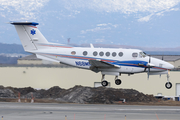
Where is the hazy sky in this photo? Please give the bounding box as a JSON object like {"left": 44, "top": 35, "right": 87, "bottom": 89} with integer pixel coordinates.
{"left": 0, "top": 0, "right": 180, "bottom": 48}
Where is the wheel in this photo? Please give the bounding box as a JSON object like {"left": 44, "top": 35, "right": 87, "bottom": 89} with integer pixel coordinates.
{"left": 165, "top": 82, "right": 172, "bottom": 89}
{"left": 101, "top": 80, "right": 108, "bottom": 87}
{"left": 115, "top": 79, "right": 122, "bottom": 85}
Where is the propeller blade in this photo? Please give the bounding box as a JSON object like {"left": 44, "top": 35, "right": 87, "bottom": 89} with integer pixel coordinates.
{"left": 148, "top": 67, "right": 150, "bottom": 80}
{"left": 144, "top": 67, "right": 147, "bottom": 72}
{"left": 146, "top": 55, "right": 153, "bottom": 79}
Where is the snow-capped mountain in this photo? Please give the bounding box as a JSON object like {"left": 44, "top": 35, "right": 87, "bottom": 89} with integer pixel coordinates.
{"left": 0, "top": 0, "right": 180, "bottom": 48}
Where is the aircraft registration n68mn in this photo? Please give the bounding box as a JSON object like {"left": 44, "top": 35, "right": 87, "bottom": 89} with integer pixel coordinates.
{"left": 10, "top": 22, "right": 174, "bottom": 89}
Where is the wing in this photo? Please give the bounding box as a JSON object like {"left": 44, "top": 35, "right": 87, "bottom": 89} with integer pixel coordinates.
{"left": 89, "top": 59, "right": 120, "bottom": 72}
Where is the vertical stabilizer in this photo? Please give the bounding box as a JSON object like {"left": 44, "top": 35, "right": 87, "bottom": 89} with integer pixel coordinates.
{"left": 11, "top": 22, "right": 48, "bottom": 51}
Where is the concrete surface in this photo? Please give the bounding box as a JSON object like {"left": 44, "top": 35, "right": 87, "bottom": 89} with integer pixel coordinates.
{"left": 0, "top": 102, "right": 180, "bottom": 120}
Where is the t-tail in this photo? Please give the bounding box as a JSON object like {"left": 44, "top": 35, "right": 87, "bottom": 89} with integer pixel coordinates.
{"left": 10, "top": 22, "right": 49, "bottom": 52}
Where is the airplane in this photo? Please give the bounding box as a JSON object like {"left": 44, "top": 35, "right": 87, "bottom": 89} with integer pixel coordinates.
{"left": 10, "top": 22, "right": 174, "bottom": 89}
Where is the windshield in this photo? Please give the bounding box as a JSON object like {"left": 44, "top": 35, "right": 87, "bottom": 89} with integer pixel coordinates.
{"left": 139, "top": 52, "right": 147, "bottom": 58}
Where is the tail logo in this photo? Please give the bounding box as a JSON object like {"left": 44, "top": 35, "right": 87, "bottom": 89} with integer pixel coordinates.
{"left": 31, "top": 29, "right": 36, "bottom": 35}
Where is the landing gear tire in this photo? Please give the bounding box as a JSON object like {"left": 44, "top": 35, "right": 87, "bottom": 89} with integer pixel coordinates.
{"left": 101, "top": 80, "right": 108, "bottom": 87}
{"left": 165, "top": 82, "right": 172, "bottom": 89}
{"left": 115, "top": 79, "right": 122, "bottom": 85}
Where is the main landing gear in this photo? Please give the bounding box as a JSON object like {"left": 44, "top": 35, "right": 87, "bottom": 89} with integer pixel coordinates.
{"left": 165, "top": 73, "right": 172, "bottom": 89}
{"left": 101, "top": 75, "right": 122, "bottom": 87}
{"left": 115, "top": 76, "right": 121, "bottom": 85}
{"left": 101, "top": 74, "right": 108, "bottom": 87}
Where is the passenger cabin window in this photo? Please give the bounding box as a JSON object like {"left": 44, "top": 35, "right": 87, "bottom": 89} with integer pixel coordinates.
{"left": 71, "top": 51, "right": 76, "bottom": 55}
{"left": 99, "top": 52, "right": 104, "bottom": 56}
{"left": 132, "top": 53, "right": 138, "bottom": 57}
{"left": 112, "top": 52, "right": 116, "bottom": 57}
{"left": 106, "top": 52, "right": 110, "bottom": 57}
{"left": 83, "top": 51, "right": 88, "bottom": 56}
{"left": 93, "top": 51, "right": 98, "bottom": 56}
{"left": 119, "top": 52, "right": 123, "bottom": 57}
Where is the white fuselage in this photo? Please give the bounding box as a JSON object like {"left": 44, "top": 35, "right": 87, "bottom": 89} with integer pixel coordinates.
{"left": 29, "top": 45, "right": 174, "bottom": 75}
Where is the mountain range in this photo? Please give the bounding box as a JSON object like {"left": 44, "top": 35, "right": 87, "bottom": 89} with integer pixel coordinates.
{"left": 0, "top": 0, "right": 180, "bottom": 48}
{"left": 0, "top": 43, "right": 180, "bottom": 55}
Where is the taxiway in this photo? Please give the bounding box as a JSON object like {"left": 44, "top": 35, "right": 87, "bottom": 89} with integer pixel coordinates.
{"left": 0, "top": 102, "right": 180, "bottom": 120}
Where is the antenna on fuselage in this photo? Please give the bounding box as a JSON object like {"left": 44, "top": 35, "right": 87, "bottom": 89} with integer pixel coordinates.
{"left": 90, "top": 43, "right": 94, "bottom": 48}
{"left": 67, "top": 38, "right": 70, "bottom": 44}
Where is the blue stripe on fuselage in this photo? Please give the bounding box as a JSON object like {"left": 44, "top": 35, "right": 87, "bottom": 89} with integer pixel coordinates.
{"left": 40, "top": 53, "right": 165, "bottom": 70}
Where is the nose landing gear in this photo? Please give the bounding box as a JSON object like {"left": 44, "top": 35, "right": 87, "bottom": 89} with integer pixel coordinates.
{"left": 165, "top": 82, "right": 172, "bottom": 89}
{"left": 165, "top": 73, "right": 172, "bottom": 89}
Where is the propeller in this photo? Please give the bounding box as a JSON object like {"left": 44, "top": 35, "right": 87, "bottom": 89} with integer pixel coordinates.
{"left": 147, "top": 56, "right": 151, "bottom": 79}
{"left": 144, "top": 55, "right": 151, "bottom": 71}
{"left": 144, "top": 55, "right": 155, "bottom": 79}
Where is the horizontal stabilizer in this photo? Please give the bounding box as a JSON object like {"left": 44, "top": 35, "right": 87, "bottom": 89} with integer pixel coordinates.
{"left": 36, "top": 54, "right": 60, "bottom": 63}
{"left": 10, "top": 22, "right": 39, "bottom": 26}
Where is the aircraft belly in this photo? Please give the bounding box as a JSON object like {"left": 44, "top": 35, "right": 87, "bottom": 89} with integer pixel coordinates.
{"left": 99, "top": 68, "right": 121, "bottom": 72}
{"left": 131, "top": 67, "right": 144, "bottom": 73}
{"left": 149, "top": 68, "right": 166, "bottom": 72}
{"left": 120, "top": 66, "right": 144, "bottom": 73}
{"left": 99, "top": 66, "right": 144, "bottom": 74}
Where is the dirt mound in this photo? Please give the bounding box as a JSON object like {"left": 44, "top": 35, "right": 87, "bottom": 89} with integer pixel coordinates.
{"left": 0, "top": 86, "right": 16, "bottom": 98}
{"left": 62, "top": 86, "right": 94, "bottom": 103}
{"left": 42, "top": 86, "right": 65, "bottom": 98}
{"left": 86, "top": 87, "right": 156, "bottom": 104}
{"left": 14, "top": 87, "right": 36, "bottom": 96}
{"left": 0, "top": 85, "right": 157, "bottom": 104}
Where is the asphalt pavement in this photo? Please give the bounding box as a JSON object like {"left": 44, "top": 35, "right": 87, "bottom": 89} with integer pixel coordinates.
{"left": 0, "top": 102, "right": 180, "bottom": 120}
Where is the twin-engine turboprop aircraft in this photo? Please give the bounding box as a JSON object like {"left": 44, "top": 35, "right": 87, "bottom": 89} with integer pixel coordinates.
{"left": 10, "top": 22, "right": 174, "bottom": 89}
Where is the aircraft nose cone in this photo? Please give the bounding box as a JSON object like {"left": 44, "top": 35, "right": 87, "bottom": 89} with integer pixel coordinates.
{"left": 152, "top": 57, "right": 174, "bottom": 70}
{"left": 168, "top": 63, "right": 174, "bottom": 70}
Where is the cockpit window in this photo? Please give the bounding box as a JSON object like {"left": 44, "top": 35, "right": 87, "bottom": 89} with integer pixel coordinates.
{"left": 132, "top": 53, "right": 138, "bottom": 57}
{"left": 139, "top": 52, "right": 147, "bottom": 58}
